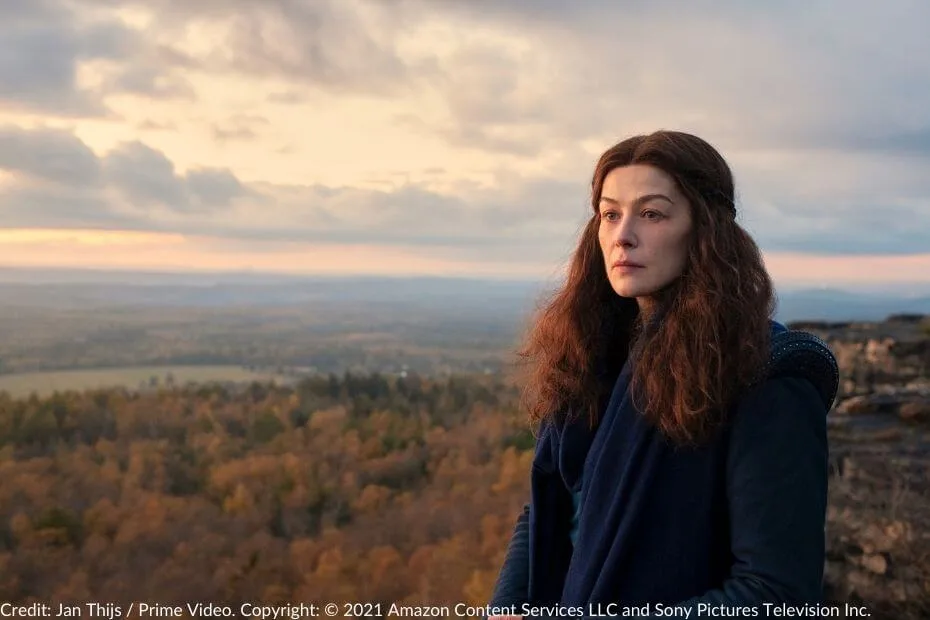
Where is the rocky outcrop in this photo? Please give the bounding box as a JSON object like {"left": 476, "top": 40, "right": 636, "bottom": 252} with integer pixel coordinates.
{"left": 834, "top": 391, "right": 930, "bottom": 423}
{"left": 824, "top": 440, "right": 930, "bottom": 619}
{"left": 790, "top": 316, "right": 930, "bottom": 398}
{"left": 811, "top": 314, "right": 930, "bottom": 618}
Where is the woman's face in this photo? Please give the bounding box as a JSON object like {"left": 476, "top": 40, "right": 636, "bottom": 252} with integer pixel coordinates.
{"left": 597, "top": 164, "right": 694, "bottom": 309}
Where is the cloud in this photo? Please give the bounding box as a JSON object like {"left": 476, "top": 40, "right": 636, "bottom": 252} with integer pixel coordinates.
{"left": 106, "top": 63, "right": 195, "bottom": 100}
{"left": 137, "top": 120, "right": 177, "bottom": 132}
{"left": 840, "top": 127, "right": 930, "bottom": 157}
{"left": 745, "top": 199, "right": 930, "bottom": 256}
{"left": 0, "top": 125, "right": 102, "bottom": 186}
{"left": 0, "top": 20, "right": 109, "bottom": 116}
{"left": 103, "top": 142, "right": 189, "bottom": 209}
{"left": 47, "top": 0, "right": 929, "bottom": 159}
{"left": 0, "top": 0, "right": 197, "bottom": 116}
{"left": 186, "top": 169, "right": 248, "bottom": 208}
{"left": 100, "top": 0, "right": 425, "bottom": 96}
{"left": 22, "top": 0, "right": 922, "bottom": 160}
{"left": 211, "top": 114, "right": 270, "bottom": 144}
{"left": 218, "top": 180, "right": 585, "bottom": 260}
{"left": 266, "top": 91, "right": 308, "bottom": 104}
{"left": 383, "top": 0, "right": 930, "bottom": 157}
{"left": 101, "top": 141, "right": 251, "bottom": 212}
{"left": 4, "top": 127, "right": 930, "bottom": 261}
{"left": 0, "top": 181, "right": 133, "bottom": 229}
{"left": 0, "top": 128, "right": 585, "bottom": 263}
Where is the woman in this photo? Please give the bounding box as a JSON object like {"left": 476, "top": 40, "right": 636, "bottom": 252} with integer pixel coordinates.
{"left": 488, "top": 131, "right": 838, "bottom": 617}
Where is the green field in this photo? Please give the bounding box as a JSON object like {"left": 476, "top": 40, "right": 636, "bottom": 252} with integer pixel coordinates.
{"left": 0, "top": 365, "right": 294, "bottom": 398}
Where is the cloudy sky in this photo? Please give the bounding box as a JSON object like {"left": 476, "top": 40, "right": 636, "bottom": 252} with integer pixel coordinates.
{"left": 1, "top": 0, "right": 929, "bottom": 290}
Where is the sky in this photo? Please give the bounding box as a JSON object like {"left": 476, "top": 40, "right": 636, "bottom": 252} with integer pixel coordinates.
{"left": 1, "top": 0, "right": 930, "bottom": 292}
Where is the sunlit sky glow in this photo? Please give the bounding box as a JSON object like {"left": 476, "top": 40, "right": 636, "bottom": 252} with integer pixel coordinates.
{"left": 2, "top": 0, "right": 929, "bottom": 291}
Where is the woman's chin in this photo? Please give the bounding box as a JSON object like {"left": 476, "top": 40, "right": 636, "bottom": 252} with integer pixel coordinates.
{"left": 611, "top": 283, "right": 651, "bottom": 299}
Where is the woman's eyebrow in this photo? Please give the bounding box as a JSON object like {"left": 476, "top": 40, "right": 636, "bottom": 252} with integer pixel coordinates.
{"left": 599, "top": 193, "right": 674, "bottom": 208}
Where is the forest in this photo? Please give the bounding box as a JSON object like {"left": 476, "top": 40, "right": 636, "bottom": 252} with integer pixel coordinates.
{"left": 0, "top": 371, "right": 535, "bottom": 607}
{"left": 2, "top": 311, "right": 929, "bottom": 619}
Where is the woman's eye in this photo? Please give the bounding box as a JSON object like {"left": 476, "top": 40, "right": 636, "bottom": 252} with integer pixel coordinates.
{"left": 643, "top": 211, "right": 663, "bottom": 220}
{"left": 602, "top": 212, "right": 618, "bottom": 221}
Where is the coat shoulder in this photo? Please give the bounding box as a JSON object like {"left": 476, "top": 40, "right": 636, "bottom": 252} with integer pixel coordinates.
{"left": 763, "top": 321, "right": 839, "bottom": 412}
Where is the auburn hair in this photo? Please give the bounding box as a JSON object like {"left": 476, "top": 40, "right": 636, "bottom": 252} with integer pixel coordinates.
{"left": 514, "top": 130, "right": 775, "bottom": 446}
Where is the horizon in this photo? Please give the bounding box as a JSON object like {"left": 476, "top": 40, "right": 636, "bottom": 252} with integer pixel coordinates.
{"left": 4, "top": 264, "right": 930, "bottom": 300}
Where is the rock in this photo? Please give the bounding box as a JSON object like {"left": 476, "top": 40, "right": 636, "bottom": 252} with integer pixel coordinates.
{"left": 858, "top": 523, "right": 893, "bottom": 553}
{"left": 836, "top": 395, "right": 871, "bottom": 415}
{"left": 861, "top": 552, "right": 889, "bottom": 575}
{"left": 840, "top": 379, "right": 858, "bottom": 397}
{"left": 845, "top": 568, "right": 881, "bottom": 596}
{"left": 865, "top": 338, "right": 896, "bottom": 368}
{"left": 898, "top": 400, "right": 930, "bottom": 423}
{"left": 836, "top": 393, "right": 902, "bottom": 415}
{"left": 884, "top": 520, "right": 912, "bottom": 544}
{"left": 888, "top": 581, "right": 907, "bottom": 602}
{"left": 857, "top": 520, "right": 911, "bottom": 554}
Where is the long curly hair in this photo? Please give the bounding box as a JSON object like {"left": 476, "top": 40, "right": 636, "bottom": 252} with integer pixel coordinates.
{"left": 515, "top": 130, "right": 775, "bottom": 446}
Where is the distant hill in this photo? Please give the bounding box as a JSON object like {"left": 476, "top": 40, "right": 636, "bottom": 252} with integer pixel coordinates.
{"left": 774, "top": 288, "right": 930, "bottom": 322}
{"left": 1, "top": 267, "right": 929, "bottom": 323}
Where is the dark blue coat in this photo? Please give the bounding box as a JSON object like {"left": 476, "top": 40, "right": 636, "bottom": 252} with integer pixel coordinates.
{"left": 489, "top": 321, "right": 838, "bottom": 616}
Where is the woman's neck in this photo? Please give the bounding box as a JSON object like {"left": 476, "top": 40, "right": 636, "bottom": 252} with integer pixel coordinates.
{"left": 636, "top": 297, "right": 656, "bottom": 323}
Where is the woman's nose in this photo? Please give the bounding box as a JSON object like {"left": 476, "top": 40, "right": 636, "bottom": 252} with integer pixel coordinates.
{"left": 615, "top": 218, "right": 636, "bottom": 248}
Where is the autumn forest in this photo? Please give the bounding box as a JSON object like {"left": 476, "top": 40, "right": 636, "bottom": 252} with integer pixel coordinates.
{"left": 0, "top": 372, "right": 535, "bottom": 607}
